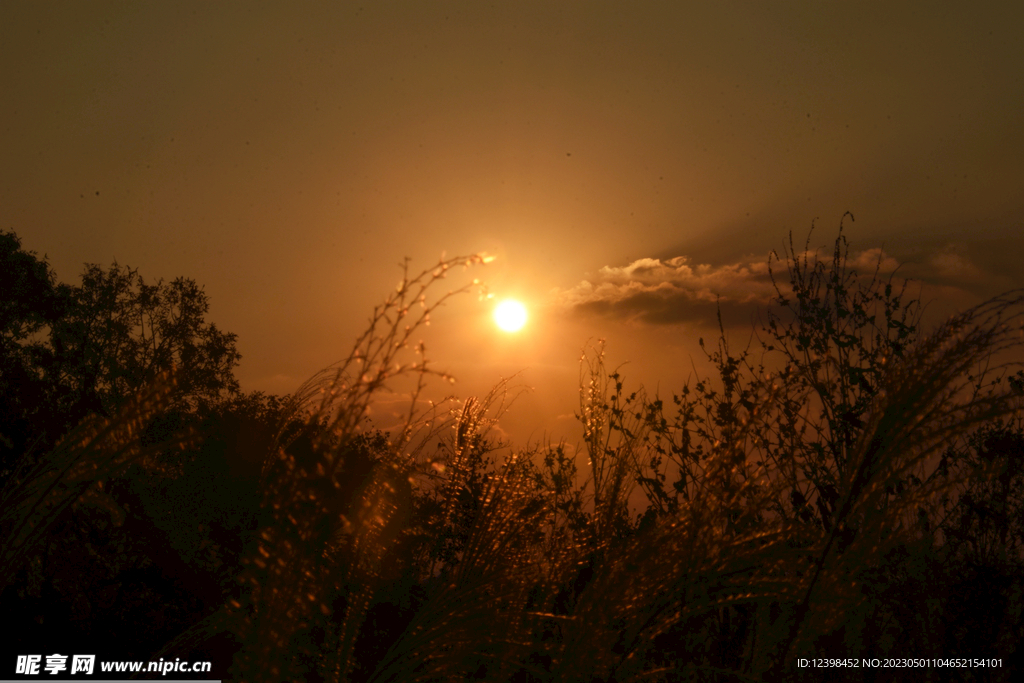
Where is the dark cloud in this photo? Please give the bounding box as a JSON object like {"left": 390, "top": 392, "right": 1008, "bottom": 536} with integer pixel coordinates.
{"left": 556, "top": 244, "right": 998, "bottom": 327}
{"left": 556, "top": 254, "right": 778, "bottom": 326}
{"left": 572, "top": 286, "right": 752, "bottom": 326}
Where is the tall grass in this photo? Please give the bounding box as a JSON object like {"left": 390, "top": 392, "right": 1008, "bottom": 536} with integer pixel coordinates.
{"left": 226, "top": 254, "right": 495, "bottom": 682}
{"left": 4, "top": 231, "right": 1022, "bottom": 681}
{"left": 0, "top": 371, "right": 192, "bottom": 594}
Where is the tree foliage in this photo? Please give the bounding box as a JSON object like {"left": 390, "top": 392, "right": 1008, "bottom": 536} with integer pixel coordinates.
{"left": 49, "top": 262, "right": 241, "bottom": 417}
{"left": 1, "top": 233, "right": 241, "bottom": 474}
{"left": 2, "top": 223, "right": 1023, "bottom": 682}
{"left": 0, "top": 230, "right": 67, "bottom": 460}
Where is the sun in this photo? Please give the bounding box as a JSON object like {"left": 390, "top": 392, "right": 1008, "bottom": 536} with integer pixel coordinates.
{"left": 493, "top": 299, "right": 527, "bottom": 332}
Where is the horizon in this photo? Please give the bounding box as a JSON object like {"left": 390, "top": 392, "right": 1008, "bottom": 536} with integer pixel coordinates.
{"left": 4, "top": 1, "right": 1023, "bottom": 446}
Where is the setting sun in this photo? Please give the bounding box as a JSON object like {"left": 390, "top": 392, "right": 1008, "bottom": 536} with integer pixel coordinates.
{"left": 493, "top": 299, "right": 527, "bottom": 332}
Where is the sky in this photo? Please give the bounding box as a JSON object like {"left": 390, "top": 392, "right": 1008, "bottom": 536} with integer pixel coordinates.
{"left": 4, "top": 1, "right": 1023, "bottom": 445}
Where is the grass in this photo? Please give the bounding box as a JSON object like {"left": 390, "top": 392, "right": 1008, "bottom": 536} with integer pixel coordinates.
{"left": 2, "top": 228, "right": 1022, "bottom": 681}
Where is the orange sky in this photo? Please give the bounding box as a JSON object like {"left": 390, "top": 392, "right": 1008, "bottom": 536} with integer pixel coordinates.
{"left": 4, "top": 1, "right": 1023, "bottom": 446}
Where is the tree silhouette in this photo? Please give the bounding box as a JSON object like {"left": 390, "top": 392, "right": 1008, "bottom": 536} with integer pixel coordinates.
{"left": 1, "top": 232, "right": 242, "bottom": 475}
{"left": 4, "top": 225, "right": 1024, "bottom": 681}
{"left": 1, "top": 231, "right": 253, "bottom": 669}
{"left": 0, "top": 230, "right": 68, "bottom": 473}
{"left": 48, "top": 262, "right": 242, "bottom": 419}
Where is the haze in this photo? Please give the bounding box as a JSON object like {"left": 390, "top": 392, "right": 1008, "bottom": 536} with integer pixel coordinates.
{"left": 4, "top": 1, "right": 1022, "bottom": 443}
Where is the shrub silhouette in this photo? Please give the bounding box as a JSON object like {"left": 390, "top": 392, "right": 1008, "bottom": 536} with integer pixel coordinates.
{"left": 2, "top": 224, "right": 1023, "bottom": 681}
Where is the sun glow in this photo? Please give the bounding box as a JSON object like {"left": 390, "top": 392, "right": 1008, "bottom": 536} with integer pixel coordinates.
{"left": 493, "top": 299, "right": 528, "bottom": 332}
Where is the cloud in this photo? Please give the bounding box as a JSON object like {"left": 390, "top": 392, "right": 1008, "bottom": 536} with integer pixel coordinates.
{"left": 556, "top": 244, "right": 982, "bottom": 327}
{"left": 847, "top": 247, "right": 900, "bottom": 273}
{"left": 923, "top": 246, "right": 985, "bottom": 282}
{"left": 555, "top": 254, "right": 777, "bottom": 326}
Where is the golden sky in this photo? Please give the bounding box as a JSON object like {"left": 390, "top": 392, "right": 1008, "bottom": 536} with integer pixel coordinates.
{"left": 4, "top": 1, "right": 1023, "bottom": 444}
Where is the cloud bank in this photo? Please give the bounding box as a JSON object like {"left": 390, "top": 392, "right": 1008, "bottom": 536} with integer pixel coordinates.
{"left": 556, "top": 255, "right": 773, "bottom": 326}
{"left": 555, "top": 243, "right": 990, "bottom": 327}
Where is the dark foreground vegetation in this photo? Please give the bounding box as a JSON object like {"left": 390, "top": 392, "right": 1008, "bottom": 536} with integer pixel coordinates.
{"left": 2, "top": 219, "right": 1022, "bottom": 681}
